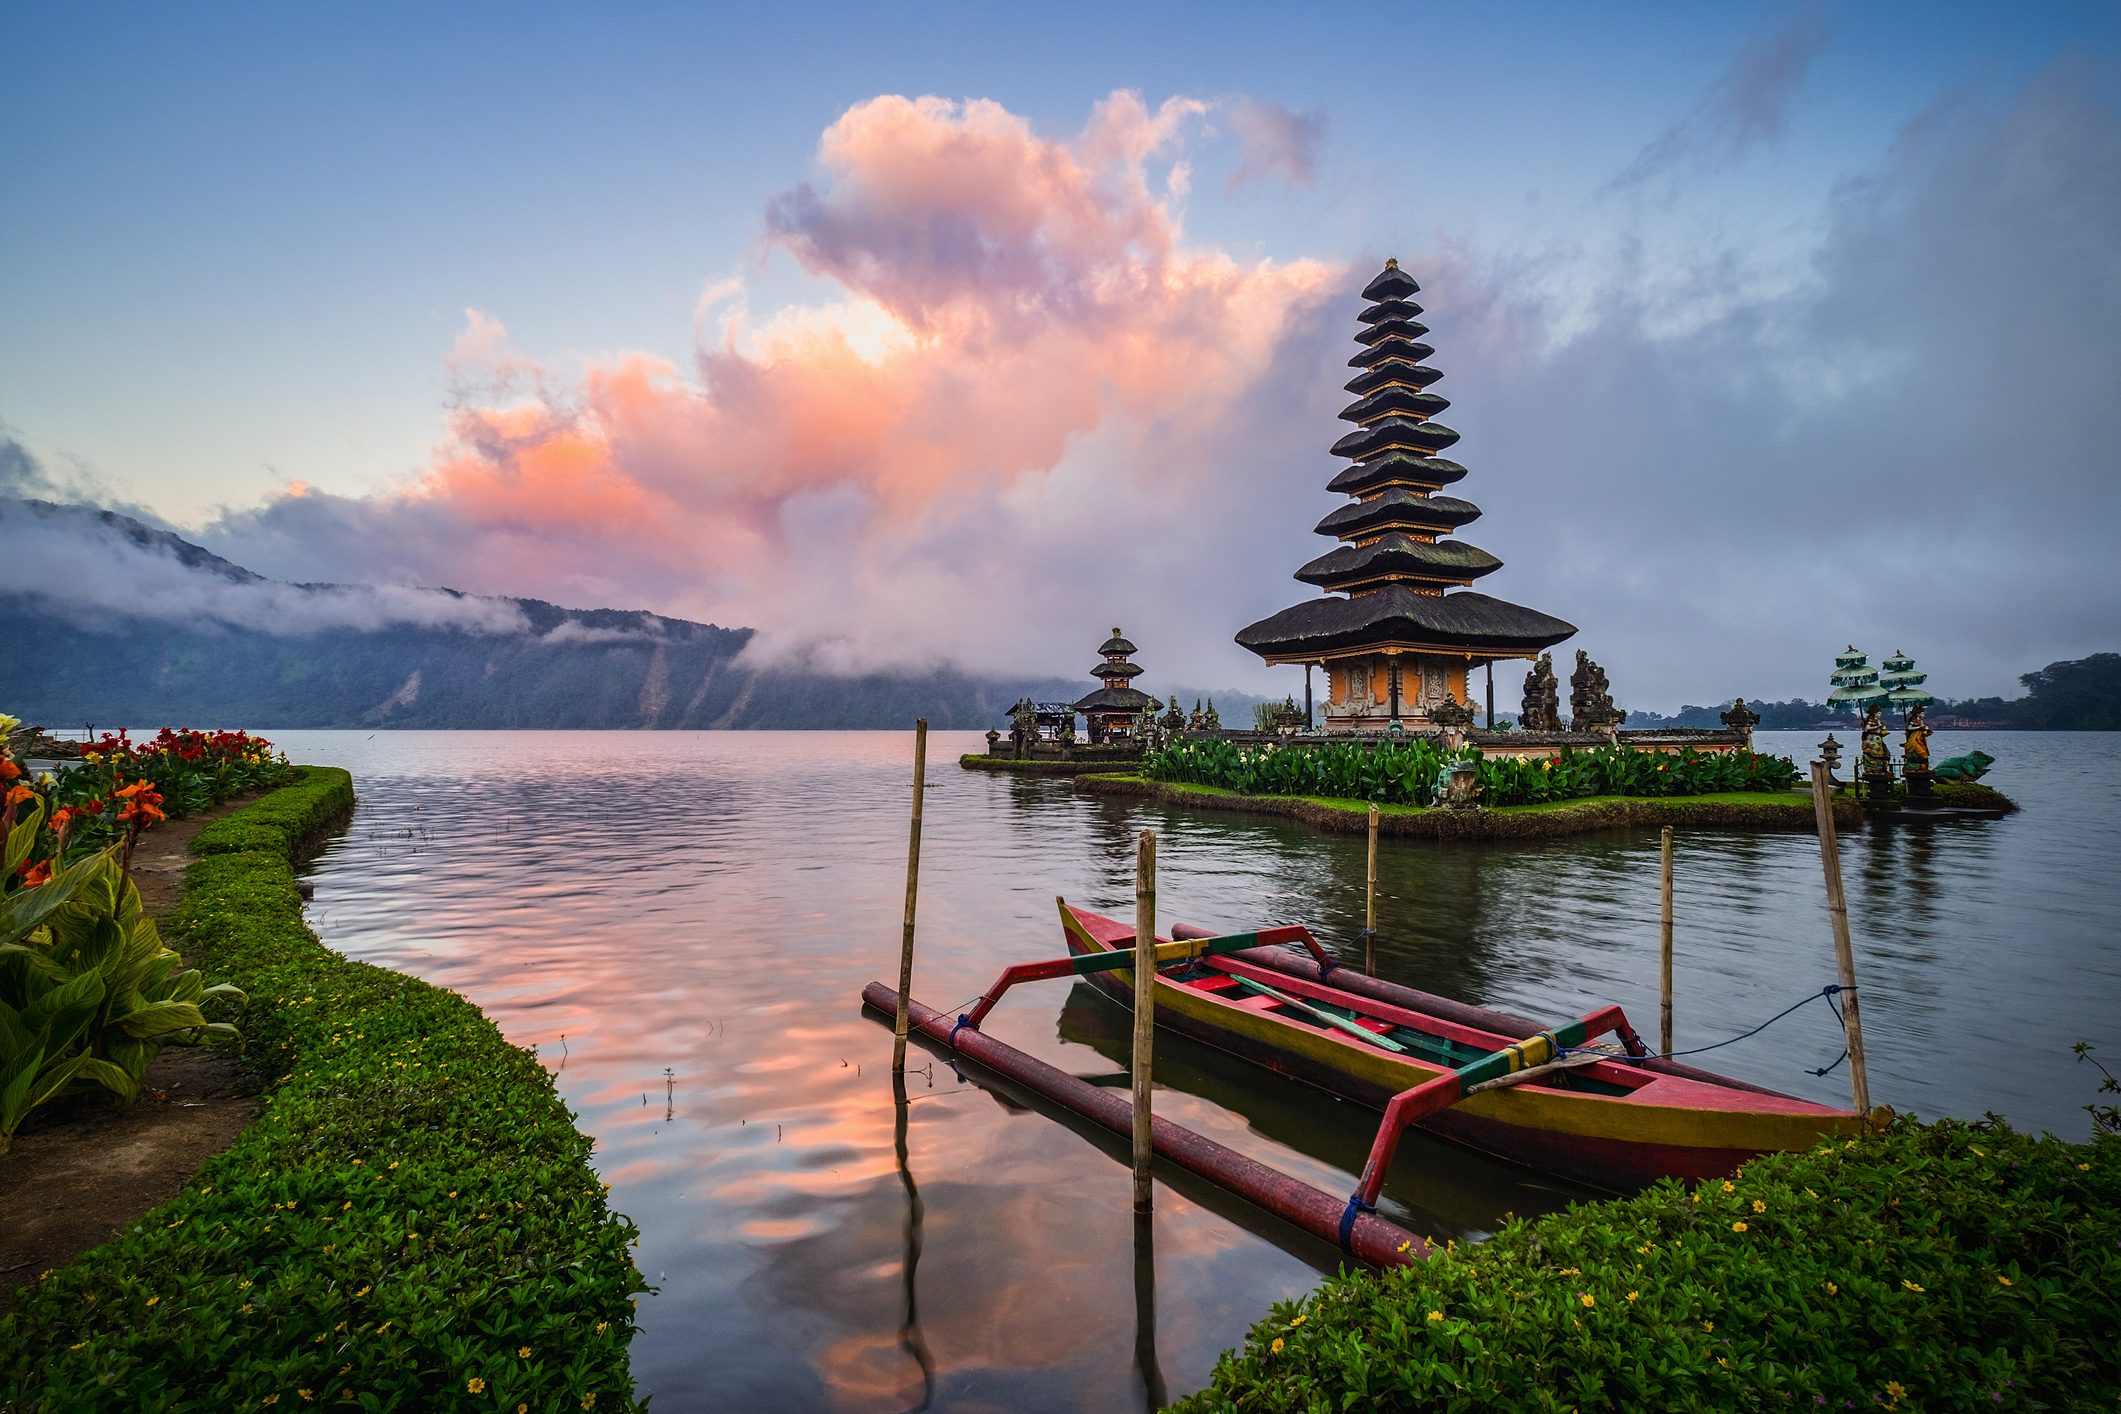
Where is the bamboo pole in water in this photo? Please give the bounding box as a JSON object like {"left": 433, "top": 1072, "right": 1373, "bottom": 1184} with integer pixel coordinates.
{"left": 1659, "top": 825, "right": 1675, "bottom": 1055}
{"left": 891, "top": 719, "right": 929, "bottom": 1076}
{"left": 1365, "top": 803, "right": 1380, "bottom": 976}
{"left": 1809, "top": 761, "right": 1871, "bottom": 1116}
{"left": 1132, "top": 828, "right": 1157, "bottom": 1211}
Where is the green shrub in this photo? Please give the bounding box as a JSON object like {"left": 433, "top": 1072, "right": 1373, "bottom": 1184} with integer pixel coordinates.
{"left": 1181, "top": 1116, "right": 2120, "bottom": 1412}
{"left": 0, "top": 767, "right": 649, "bottom": 1412}
{"left": 1144, "top": 739, "right": 1800, "bottom": 808}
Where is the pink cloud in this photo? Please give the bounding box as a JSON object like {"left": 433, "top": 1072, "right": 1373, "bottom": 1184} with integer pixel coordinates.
{"left": 215, "top": 90, "right": 1339, "bottom": 672}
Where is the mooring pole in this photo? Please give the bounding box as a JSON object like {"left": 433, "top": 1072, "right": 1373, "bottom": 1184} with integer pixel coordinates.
{"left": 1365, "top": 803, "right": 1380, "bottom": 976}
{"left": 1485, "top": 661, "right": 1495, "bottom": 730}
{"left": 1809, "top": 761, "right": 1871, "bottom": 1117}
{"left": 1132, "top": 829, "right": 1158, "bottom": 1210}
{"left": 891, "top": 719, "right": 929, "bottom": 1076}
{"left": 1658, "top": 825, "right": 1675, "bottom": 1056}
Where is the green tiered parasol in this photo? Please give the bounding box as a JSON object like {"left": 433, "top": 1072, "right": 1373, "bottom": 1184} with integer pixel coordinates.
{"left": 1827, "top": 645, "right": 1888, "bottom": 714}
{"left": 1878, "top": 650, "right": 1934, "bottom": 714}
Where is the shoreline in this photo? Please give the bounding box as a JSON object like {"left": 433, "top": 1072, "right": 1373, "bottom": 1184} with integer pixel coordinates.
{"left": 0, "top": 768, "right": 649, "bottom": 1410}
{"left": 1073, "top": 772, "right": 1865, "bottom": 838}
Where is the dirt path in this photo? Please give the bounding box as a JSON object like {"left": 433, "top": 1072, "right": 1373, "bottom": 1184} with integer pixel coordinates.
{"left": 0, "top": 793, "right": 269, "bottom": 1316}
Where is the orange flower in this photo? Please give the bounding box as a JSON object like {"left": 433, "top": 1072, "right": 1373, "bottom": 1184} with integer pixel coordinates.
{"left": 4, "top": 783, "right": 31, "bottom": 808}
{"left": 0, "top": 757, "right": 20, "bottom": 780}
{"left": 16, "top": 859, "right": 51, "bottom": 888}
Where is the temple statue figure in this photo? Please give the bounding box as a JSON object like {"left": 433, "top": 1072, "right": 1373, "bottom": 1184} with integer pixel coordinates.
{"left": 1902, "top": 704, "right": 1931, "bottom": 773}
{"left": 1189, "top": 699, "right": 1206, "bottom": 731}
{"left": 1009, "top": 699, "right": 1038, "bottom": 759}
{"left": 1203, "top": 698, "right": 1221, "bottom": 730}
{"left": 1860, "top": 703, "right": 1893, "bottom": 798}
{"left": 1161, "top": 696, "right": 1186, "bottom": 732}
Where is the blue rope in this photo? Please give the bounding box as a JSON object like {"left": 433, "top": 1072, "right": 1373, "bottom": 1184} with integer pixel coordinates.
{"left": 947, "top": 1014, "right": 972, "bottom": 1049}
{"left": 1337, "top": 1192, "right": 1373, "bottom": 1253}
{"left": 1626, "top": 985, "right": 1855, "bottom": 1069}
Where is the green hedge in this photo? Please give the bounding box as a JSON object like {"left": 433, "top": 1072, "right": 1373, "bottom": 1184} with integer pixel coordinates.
{"left": 1, "top": 767, "right": 649, "bottom": 1412}
{"left": 1181, "top": 1116, "right": 2119, "bottom": 1412}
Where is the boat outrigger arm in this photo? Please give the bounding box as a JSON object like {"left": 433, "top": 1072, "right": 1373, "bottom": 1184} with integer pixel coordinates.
{"left": 952, "top": 923, "right": 1335, "bottom": 1033}
{"left": 1343, "top": 1005, "right": 1650, "bottom": 1227}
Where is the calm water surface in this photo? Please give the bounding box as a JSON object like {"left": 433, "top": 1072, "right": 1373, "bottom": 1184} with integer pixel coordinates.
{"left": 266, "top": 728, "right": 2119, "bottom": 1412}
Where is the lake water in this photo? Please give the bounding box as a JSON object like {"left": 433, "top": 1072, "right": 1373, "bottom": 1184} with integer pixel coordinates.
{"left": 263, "top": 728, "right": 2117, "bottom": 1412}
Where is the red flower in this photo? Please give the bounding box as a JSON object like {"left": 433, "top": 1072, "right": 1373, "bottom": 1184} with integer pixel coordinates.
{"left": 0, "top": 758, "right": 19, "bottom": 781}
{"left": 14, "top": 858, "right": 51, "bottom": 887}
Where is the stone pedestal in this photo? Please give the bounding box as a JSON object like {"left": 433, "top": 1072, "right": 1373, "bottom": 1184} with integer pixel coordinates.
{"left": 1862, "top": 771, "right": 1895, "bottom": 805}
{"left": 1902, "top": 767, "right": 1937, "bottom": 808}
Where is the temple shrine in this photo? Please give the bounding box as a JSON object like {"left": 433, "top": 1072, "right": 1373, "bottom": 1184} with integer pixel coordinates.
{"left": 1236, "top": 261, "right": 1577, "bottom": 730}
{"left": 1072, "top": 629, "right": 1158, "bottom": 744}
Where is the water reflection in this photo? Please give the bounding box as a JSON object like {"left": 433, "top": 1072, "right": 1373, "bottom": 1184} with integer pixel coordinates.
{"left": 891, "top": 1073, "right": 935, "bottom": 1414}
{"left": 272, "top": 728, "right": 2118, "bottom": 1411}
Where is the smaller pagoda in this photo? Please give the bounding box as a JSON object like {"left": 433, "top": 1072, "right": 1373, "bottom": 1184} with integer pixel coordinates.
{"left": 1073, "top": 629, "right": 1158, "bottom": 744}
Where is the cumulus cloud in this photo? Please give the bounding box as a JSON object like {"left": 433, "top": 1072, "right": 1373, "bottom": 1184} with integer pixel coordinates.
{"left": 189, "top": 90, "right": 1337, "bottom": 682}
{"left": 1225, "top": 99, "right": 1327, "bottom": 191}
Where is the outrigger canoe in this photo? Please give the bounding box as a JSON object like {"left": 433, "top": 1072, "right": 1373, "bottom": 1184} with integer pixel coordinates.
{"left": 1056, "top": 900, "right": 1865, "bottom": 1194}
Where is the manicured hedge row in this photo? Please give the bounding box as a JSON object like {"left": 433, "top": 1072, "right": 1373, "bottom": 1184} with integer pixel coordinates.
{"left": 1180, "top": 1116, "right": 2119, "bottom": 1412}
{"left": 1, "top": 767, "right": 649, "bottom": 1412}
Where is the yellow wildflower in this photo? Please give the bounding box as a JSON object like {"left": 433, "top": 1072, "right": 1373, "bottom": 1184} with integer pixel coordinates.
{"left": 1903, "top": 1279, "right": 1925, "bottom": 1293}
{"left": 1702, "top": 1320, "right": 1714, "bottom": 1332}
{"left": 1997, "top": 1275, "right": 2013, "bottom": 1287}
{"left": 1579, "top": 1293, "right": 1595, "bottom": 1308}
{"left": 466, "top": 1378, "right": 485, "bottom": 1394}
{"left": 1752, "top": 1200, "right": 1766, "bottom": 1213}
{"left": 581, "top": 1399, "right": 597, "bottom": 1412}
{"left": 1625, "top": 1291, "right": 1638, "bottom": 1303}
{"left": 1732, "top": 1221, "right": 1748, "bottom": 1232}
{"left": 2079, "top": 1163, "right": 2091, "bottom": 1172}
{"left": 518, "top": 1347, "right": 531, "bottom": 1359}
{"left": 594, "top": 1321, "right": 608, "bottom": 1334}
{"left": 1289, "top": 1315, "right": 1307, "bottom": 1328}
{"left": 1886, "top": 1380, "right": 1907, "bottom": 1403}
{"left": 1721, "top": 1181, "right": 1734, "bottom": 1193}
{"left": 1826, "top": 1282, "right": 1838, "bottom": 1295}
{"left": 297, "top": 1392, "right": 312, "bottom": 1403}
{"left": 1270, "top": 1338, "right": 1284, "bottom": 1354}
{"left": 1558, "top": 1267, "right": 1581, "bottom": 1276}
{"left": 145, "top": 1296, "right": 159, "bottom": 1307}
{"left": 1427, "top": 1310, "right": 1444, "bottom": 1322}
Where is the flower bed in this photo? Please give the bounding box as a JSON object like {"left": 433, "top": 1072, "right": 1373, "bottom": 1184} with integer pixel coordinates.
{"left": 1144, "top": 738, "right": 1800, "bottom": 809}
{"left": 1180, "top": 1116, "right": 2118, "bottom": 1411}
{"left": 0, "top": 768, "right": 649, "bottom": 1412}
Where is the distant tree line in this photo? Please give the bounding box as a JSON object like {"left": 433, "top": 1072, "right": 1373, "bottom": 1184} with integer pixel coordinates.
{"left": 1625, "top": 653, "right": 2121, "bottom": 731}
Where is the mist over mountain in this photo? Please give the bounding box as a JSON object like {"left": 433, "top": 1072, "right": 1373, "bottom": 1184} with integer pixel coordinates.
{"left": 0, "top": 500, "right": 1262, "bottom": 730}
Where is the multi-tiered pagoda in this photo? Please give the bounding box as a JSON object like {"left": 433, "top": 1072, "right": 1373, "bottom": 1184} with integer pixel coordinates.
{"left": 1072, "top": 628, "right": 1157, "bottom": 743}
{"left": 1236, "top": 261, "right": 1576, "bottom": 729}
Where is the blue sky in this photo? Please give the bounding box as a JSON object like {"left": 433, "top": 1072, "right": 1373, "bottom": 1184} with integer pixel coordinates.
{"left": 4, "top": 2, "right": 2118, "bottom": 704}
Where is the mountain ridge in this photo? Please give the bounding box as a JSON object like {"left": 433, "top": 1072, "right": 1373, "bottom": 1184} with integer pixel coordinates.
{"left": 0, "top": 499, "right": 1263, "bottom": 729}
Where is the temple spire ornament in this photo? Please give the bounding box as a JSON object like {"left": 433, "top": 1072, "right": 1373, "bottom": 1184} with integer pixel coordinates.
{"left": 1236, "top": 261, "right": 1575, "bottom": 730}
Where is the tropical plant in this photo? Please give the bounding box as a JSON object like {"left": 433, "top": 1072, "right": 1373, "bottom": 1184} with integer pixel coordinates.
{"left": 1143, "top": 738, "right": 1800, "bottom": 808}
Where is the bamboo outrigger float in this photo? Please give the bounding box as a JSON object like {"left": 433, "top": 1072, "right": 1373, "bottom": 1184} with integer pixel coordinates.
{"left": 1058, "top": 901, "right": 1867, "bottom": 1199}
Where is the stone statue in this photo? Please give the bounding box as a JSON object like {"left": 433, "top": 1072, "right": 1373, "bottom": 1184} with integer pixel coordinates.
{"left": 1429, "top": 694, "right": 1474, "bottom": 729}
{"left": 1859, "top": 703, "right": 1892, "bottom": 797}
{"left": 1161, "top": 696, "right": 1186, "bottom": 732}
{"left": 1570, "top": 650, "right": 1621, "bottom": 731}
{"left": 1057, "top": 717, "right": 1076, "bottom": 746}
{"left": 1900, "top": 704, "right": 1933, "bottom": 801}
{"left": 985, "top": 727, "right": 1001, "bottom": 756}
{"left": 1935, "top": 749, "right": 1994, "bottom": 782}
{"left": 1010, "top": 699, "right": 1038, "bottom": 759}
{"left": 1720, "top": 697, "right": 1762, "bottom": 749}
{"left": 1203, "top": 698, "right": 1221, "bottom": 731}
{"left": 1189, "top": 699, "right": 1205, "bottom": 731}
{"left": 1520, "top": 654, "right": 1560, "bottom": 732}
{"left": 1901, "top": 704, "right": 1931, "bottom": 773}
